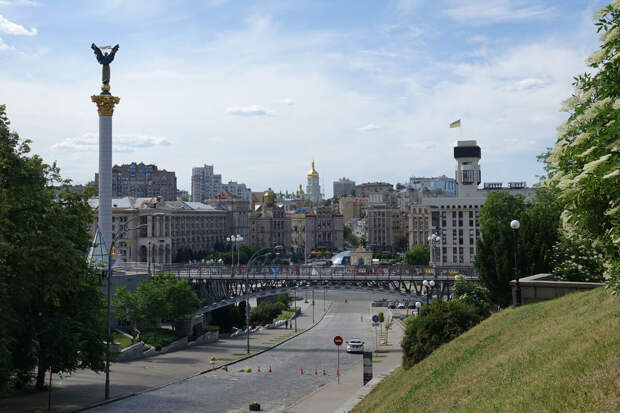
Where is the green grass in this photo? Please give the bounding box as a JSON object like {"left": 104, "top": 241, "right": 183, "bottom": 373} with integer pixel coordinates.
{"left": 276, "top": 308, "right": 296, "bottom": 320}
{"left": 141, "top": 328, "right": 185, "bottom": 350}
{"left": 353, "top": 288, "right": 619, "bottom": 413}
{"left": 112, "top": 331, "right": 133, "bottom": 349}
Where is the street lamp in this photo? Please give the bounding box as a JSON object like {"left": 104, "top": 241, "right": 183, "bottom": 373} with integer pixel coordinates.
{"left": 245, "top": 246, "right": 280, "bottom": 354}
{"left": 415, "top": 301, "right": 422, "bottom": 315}
{"left": 422, "top": 279, "right": 435, "bottom": 305}
{"left": 105, "top": 221, "right": 146, "bottom": 400}
{"left": 226, "top": 234, "right": 243, "bottom": 277}
{"left": 146, "top": 212, "right": 166, "bottom": 275}
{"left": 427, "top": 233, "right": 441, "bottom": 265}
{"left": 510, "top": 219, "right": 521, "bottom": 307}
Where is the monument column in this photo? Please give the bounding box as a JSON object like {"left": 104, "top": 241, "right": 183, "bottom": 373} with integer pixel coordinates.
{"left": 92, "top": 93, "right": 120, "bottom": 249}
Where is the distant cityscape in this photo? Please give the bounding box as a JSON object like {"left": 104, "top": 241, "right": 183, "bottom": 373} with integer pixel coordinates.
{"left": 84, "top": 139, "right": 531, "bottom": 268}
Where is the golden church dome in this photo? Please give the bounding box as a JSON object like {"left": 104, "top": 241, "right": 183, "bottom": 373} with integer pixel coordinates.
{"left": 307, "top": 160, "right": 319, "bottom": 178}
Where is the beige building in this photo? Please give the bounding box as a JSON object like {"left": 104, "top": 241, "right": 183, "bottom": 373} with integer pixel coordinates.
{"left": 249, "top": 191, "right": 292, "bottom": 249}
{"left": 409, "top": 140, "right": 534, "bottom": 266}
{"left": 338, "top": 196, "right": 369, "bottom": 222}
{"left": 289, "top": 207, "right": 344, "bottom": 254}
{"left": 355, "top": 182, "right": 393, "bottom": 204}
{"left": 90, "top": 197, "right": 235, "bottom": 265}
{"left": 206, "top": 190, "right": 250, "bottom": 242}
{"left": 367, "top": 205, "right": 408, "bottom": 252}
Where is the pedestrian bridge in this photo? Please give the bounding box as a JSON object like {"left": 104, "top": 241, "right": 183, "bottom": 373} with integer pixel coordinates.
{"left": 112, "top": 263, "right": 477, "bottom": 315}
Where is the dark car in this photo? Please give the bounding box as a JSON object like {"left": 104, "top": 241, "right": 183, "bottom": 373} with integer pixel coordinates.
{"left": 387, "top": 302, "right": 396, "bottom": 309}
{"left": 407, "top": 302, "right": 416, "bottom": 309}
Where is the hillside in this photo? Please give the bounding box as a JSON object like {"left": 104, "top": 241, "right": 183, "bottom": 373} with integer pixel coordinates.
{"left": 352, "top": 288, "right": 619, "bottom": 413}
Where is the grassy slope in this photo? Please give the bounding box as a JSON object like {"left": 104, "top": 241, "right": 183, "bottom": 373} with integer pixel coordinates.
{"left": 353, "top": 288, "right": 619, "bottom": 413}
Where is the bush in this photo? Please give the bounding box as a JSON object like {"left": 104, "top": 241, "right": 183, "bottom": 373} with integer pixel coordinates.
{"left": 250, "top": 301, "right": 287, "bottom": 325}
{"left": 452, "top": 275, "right": 493, "bottom": 316}
{"left": 210, "top": 304, "right": 245, "bottom": 333}
{"left": 141, "top": 328, "right": 185, "bottom": 351}
{"left": 401, "top": 300, "right": 484, "bottom": 369}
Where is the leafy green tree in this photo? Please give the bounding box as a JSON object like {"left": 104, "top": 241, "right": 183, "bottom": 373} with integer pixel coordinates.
{"left": 551, "top": 231, "right": 606, "bottom": 282}
{"left": 404, "top": 245, "right": 430, "bottom": 266}
{"left": 0, "top": 105, "right": 105, "bottom": 390}
{"left": 452, "top": 275, "right": 492, "bottom": 316}
{"left": 544, "top": 3, "right": 620, "bottom": 291}
{"left": 475, "top": 192, "right": 527, "bottom": 307}
{"left": 344, "top": 226, "right": 360, "bottom": 247}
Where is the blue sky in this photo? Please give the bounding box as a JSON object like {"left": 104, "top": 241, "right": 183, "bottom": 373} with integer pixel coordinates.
{"left": 0, "top": 0, "right": 609, "bottom": 196}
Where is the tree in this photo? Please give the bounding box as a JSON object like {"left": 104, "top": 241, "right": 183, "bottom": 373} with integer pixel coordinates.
{"left": 452, "top": 275, "right": 492, "bottom": 316}
{"left": 0, "top": 105, "right": 106, "bottom": 390}
{"left": 344, "top": 226, "right": 359, "bottom": 247}
{"left": 475, "top": 192, "right": 527, "bottom": 307}
{"left": 544, "top": 3, "right": 620, "bottom": 292}
{"left": 404, "top": 245, "right": 430, "bottom": 266}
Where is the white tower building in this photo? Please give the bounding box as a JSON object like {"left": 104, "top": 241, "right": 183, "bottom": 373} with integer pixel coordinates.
{"left": 306, "top": 160, "right": 322, "bottom": 205}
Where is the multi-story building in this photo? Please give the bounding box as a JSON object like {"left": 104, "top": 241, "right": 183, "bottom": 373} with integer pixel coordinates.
{"left": 356, "top": 182, "right": 393, "bottom": 204}
{"left": 206, "top": 190, "right": 250, "bottom": 242}
{"left": 409, "top": 140, "right": 534, "bottom": 266}
{"left": 94, "top": 162, "right": 177, "bottom": 201}
{"left": 333, "top": 177, "right": 356, "bottom": 198}
{"left": 249, "top": 190, "right": 292, "bottom": 249}
{"left": 338, "top": 196, "right": 368, "bottom": 222}
{"left": 89, "top": 196, "right": 234, "bottom": 265}
{"left": 222, "top": 181, "right": 252, "bottom": 205}
{"left": 289, "top": 207, "right": 344, "bottom": 254}
{"left": 176, "top": 189, "right": 189, "bottom": 201}
{"left": 408, "top": 175, "right": 457, "bottom": 196}
{"left": 191, "top": 164, "right": 222, "bottom": 202}
{"left": 306, "top": 161, "right": 322, "bottom": 205}
{"left": 366, "top": 204, "right": 408, "bottom": 252}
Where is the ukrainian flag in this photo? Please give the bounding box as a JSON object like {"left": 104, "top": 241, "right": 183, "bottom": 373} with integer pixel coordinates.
{"left": 450, "top": 119, "right": 461, "bottom": 128}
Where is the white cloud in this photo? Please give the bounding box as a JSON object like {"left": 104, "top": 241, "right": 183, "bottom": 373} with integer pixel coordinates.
{"left": 278, "top": 98, "right": 295, "bottom": 106}
{"left": 0, "top": 36, "right": 11, "bottom": 50}
{"left": 358, "top": 123, "right": 380, "bottom": 132}
{"left": 509, "top": 77, "right": 552, "bottom": 91}
{"left": 225, "top": 105, "right": 269, "bottom": 116}
{"left": 444, "top": 0, "right": 553, "bottom": 24}
{"left": 52, "top": 133, "right": 171, "bottom": 152}
{"left": 0, "top": 14, "right": 37, "bottom": 35}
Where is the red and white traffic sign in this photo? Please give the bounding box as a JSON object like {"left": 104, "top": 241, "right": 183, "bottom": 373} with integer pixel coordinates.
{"left": 334, "top": 336, "right": 343, "bottom": 346}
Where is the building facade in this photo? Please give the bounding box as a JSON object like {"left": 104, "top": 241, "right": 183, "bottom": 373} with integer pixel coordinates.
{"left": 408, "top": 175, "right": 457, "bottom": 196}
{"left": 366, "top": 204, "right": 408, "bottom": 252}
{"left": 409, "top": 140, "right": 534, "bottom": 266}
{"left": 356, "top": 182, "right": 393, "bottom": 204}
{"left": 333, "top": 177, "right": 356, "bottom": 198}
{"left": 289, "top": 207, "right": 344, "bottom": 254}
{"left": 206, "top": 190, "right": 250, "bottom": 243}
{"left": 94, "top": 162, "right": 177, "bottom": 201}
{"left": 249, "top": 191, "right": 292, "bottom": 249}
{"left": 191, "top": 164, "right": 222, "bottom": 202}
{"left": 222, "top": 181, "right": 252, "bottom": 205}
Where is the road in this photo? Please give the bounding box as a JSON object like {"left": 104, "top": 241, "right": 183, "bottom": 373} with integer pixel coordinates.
{"left": 91, "top": 291, "right": 384, "bottom": 413}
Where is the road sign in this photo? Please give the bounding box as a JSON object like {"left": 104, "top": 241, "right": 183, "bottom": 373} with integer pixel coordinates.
{"left": 372, "top": 315, "right": 379, "bottom": 323}
{"left": 372, "top": 322, "right": 380, "bottom": 327}
{"left": 334, "top": 336, "right": 343, "bottom": 346}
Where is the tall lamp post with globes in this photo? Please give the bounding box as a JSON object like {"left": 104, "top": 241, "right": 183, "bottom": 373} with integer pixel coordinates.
{"left": 422, "top": 279, "right": 435, "bottom": 305}
{"left": 428, "top": 232, "right": 441, "bottom": 280}
{"left": 226, "top": 234, "right": 243, "bottom": 277}
{"left": 510, "top": 219, "right": 521, "bottom": 307}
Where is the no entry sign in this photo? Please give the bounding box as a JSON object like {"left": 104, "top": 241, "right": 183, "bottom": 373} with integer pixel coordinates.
{"left": 334, "top": 336, "right": 343, "bottom": 346}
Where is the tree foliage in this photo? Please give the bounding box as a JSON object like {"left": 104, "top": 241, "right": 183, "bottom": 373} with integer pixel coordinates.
{"left": 475, "top": 188, "right": 562, "bottom": 307}
{"left": 452, "top": 275, "right": 492, "bottom": 316}
{"left": 0, "top": 105, "right": 105, "bottom": 390}
{"left": 404, "top": 245, "right": 430, "bottom": 266}
{"left": 544, "top": 2, "right": 620, "bottom": 291}
{"left": 113, "top": 273, "right": 200, "bottom": 331}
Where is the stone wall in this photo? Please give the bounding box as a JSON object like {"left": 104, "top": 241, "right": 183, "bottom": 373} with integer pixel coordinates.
{"left": 511, "top": 273, "right": 604, "bottom": 305}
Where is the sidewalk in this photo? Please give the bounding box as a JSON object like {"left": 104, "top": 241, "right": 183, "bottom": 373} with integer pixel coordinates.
{"left": 284, "top": 305, "right": 405, "bottom": 413}
{"left": 0, "top": 297, "right": 329, "bottom": 413}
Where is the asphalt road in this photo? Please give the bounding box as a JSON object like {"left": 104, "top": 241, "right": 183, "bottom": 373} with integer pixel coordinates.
{"left": 91, "top": 290, "right": 384, "bottom": 413}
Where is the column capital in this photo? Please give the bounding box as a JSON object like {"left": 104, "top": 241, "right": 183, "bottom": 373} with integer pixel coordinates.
{"left": 91, "top": 94, "right": 120, "bottom": 116}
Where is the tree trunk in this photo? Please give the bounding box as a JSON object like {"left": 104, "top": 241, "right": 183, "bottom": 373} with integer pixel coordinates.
{"left": 35, "top": 361, "right": 46, "bottom": 390}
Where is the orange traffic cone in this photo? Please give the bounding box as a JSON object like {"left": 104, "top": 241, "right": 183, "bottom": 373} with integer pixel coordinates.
{"left": 322, "top": 369, "right": 326, "bottom": 376}
{"left": 314, "top": 368, "right": 318, "bottom": 375}
{"left": 268, "top": 365, "right": 272, "bottom": 373}
{"left": 257, "top": 367, "right": 261, "bottom": 373}
{"left": 300, "top": 367, "right": 304, "bottom": 375}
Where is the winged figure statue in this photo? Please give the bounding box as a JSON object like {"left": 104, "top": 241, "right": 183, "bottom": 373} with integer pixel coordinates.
{"left": 91, "top": 43, "right": 119, "bottom": 90}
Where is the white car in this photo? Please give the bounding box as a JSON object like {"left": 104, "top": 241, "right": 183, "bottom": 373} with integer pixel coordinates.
{"left": 346, "top": 338, "right": 364, "bottom": 353}
{"left": 397, "top": 302, "right": 406, "bottom": 309}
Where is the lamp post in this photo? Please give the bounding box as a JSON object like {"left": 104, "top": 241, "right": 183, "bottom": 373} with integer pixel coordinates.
{"left": 428, "top": 232, "right": 441, "bottom": 279}
{"left": 415, "top": 301, "right": 422, "bottom": 316}
{"left": 245, "top": 247, "right": 279, "bottom": 354}
{"left": 510, "top": 219, "right": 521, "bottom": 307}
{"left": 226, "top": 234, "right": 243, "bottom": 277}
{"left": 422, "top": 279, "right": 435, "bottom": 305}
{"left": 105, "top": 222, "right": 146, "bottom": 400}
{"left": 146, "top": 212, "right": 165, "bottom": 274}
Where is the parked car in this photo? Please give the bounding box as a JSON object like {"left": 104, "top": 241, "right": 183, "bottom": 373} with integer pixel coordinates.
{"left": 407, "top": 302, "right": 416, "bottom": 309}
{"left": 397, "top": 302, "right": 406, "bottom": 309}
{"left": 346, "top": 338, "right": 364, "bottom": 353}
{"left": 387, "top": 302, "right": 396, "bottom": 309}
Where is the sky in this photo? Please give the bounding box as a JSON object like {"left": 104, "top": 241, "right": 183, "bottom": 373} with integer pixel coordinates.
{"left": 0, "top": 0, "right": 610, "bottom": 197}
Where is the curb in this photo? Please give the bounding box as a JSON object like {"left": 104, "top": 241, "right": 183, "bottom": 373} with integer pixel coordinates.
{"left": 73, "top": 302, "right": 333, "bottom": 412}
